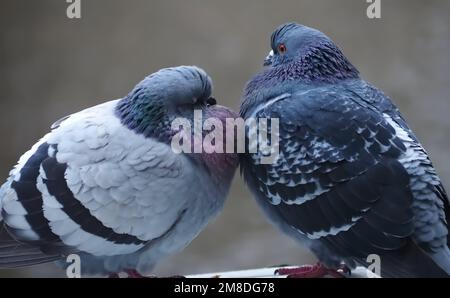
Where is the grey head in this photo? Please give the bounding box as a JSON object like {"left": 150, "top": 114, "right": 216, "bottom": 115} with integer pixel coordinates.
{"left": 261, "top": 22, "right": 359, "bottom": 82}
{"left": 241, "top": 23, "right": 360, "bottom": 119}
{"left": 134, "top": 65, "right": 214, "bottom": 108}
{"left": 116, "top": 66, "right": 218, "bottom": 142}
{"left": 116, "top": 66, "right": 238, "bottom": 179}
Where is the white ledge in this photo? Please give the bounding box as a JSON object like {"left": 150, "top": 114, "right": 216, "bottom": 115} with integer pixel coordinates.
{"left": 185, "top": 265, "right": 380, "bottom": 278}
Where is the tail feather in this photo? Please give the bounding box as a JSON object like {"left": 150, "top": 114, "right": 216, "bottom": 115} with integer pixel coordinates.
{"left": 437, "top": 184, "right": 450, "bottom": 247}
{"left": 430, "top": 248, "right": 450, "bottom": 275}
{"left": 0, "top": 255, "right": 61, "bottom": 268}
{"left": 375, "top": 239, "right": 450, "bottom": 278}
{"left": 0, "top": 181, "right": 7, "bottom": 221}
{"left": 0, "top": 227, "right": 61, "bottom": 268}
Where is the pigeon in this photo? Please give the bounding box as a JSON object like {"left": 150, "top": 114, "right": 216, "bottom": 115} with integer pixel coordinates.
{"left": 240, "top": 23, "right": 450, "bottom": 278}
{"left": 0, "top": 65, "right": 238, "bottom": 276}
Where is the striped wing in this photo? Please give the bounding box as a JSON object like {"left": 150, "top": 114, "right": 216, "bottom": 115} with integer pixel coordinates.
{"left": 0, "top": 100, "right": 189, "bottom": 263}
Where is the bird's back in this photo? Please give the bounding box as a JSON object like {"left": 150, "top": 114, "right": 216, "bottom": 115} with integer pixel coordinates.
{"left": 241, "top": 78, "right": 450, "bottom": 277}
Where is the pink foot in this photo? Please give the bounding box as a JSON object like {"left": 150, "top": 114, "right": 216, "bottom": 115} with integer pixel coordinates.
{"left": 275, "top": 263, "right": 348, "bottom": 278}
{"left": 125, "top": 269, "right": 147, "bottom": 278}
{"left": 108, "top": 269, "right": 150, "bottom": 278}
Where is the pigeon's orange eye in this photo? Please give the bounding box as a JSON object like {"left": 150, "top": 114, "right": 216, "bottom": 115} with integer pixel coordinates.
{"left": 278, "top": 44, "right": 287, "bottom": 54}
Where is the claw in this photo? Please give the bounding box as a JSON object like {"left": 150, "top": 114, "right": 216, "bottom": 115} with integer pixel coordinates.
{"left": 275, "top": 263, "right": 348, "bottom": 278}
{"left": 108, "top": 269, "right": 150, "bottom": 278}
{"left": 125, "top": 269, "right": 148, "bottom": 278}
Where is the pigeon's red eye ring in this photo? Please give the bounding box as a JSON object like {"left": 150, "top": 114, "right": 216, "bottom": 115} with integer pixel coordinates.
{"left": 278, "top": 44, "right": 287, "bottom": 54}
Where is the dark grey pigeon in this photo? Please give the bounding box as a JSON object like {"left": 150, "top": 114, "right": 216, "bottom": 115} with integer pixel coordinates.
{"left": 240, "top": 22, "right": 450, "bottom": 278}
{"left": 0, "top": 66, "right": 238, "bottom": 276}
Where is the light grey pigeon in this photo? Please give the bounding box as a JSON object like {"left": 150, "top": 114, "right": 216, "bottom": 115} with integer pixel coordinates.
{"left": 240, "top": 23, "right": 450, "bottom": 277}
{"left": 0, "top": 65, "right": 238, "bottom": 277}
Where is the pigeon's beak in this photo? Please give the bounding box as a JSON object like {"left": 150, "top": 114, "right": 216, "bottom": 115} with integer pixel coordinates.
{"left": 206, "top": 97, "right": 217, "bottom": 106}
{"left": 263, "top": 50, "right": 274, "bottom": 66}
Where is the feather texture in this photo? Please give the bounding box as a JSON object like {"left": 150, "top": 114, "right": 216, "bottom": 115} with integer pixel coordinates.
{"left": 240, "top": 23, "right": 450, "bottom": 277}
{"left": 0, "top": 66, "right": 238, "bottom": 275}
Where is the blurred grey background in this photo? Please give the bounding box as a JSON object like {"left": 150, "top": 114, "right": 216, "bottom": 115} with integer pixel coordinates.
{"left": 1, "top": 0, "right": 449, "bottom": 277}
